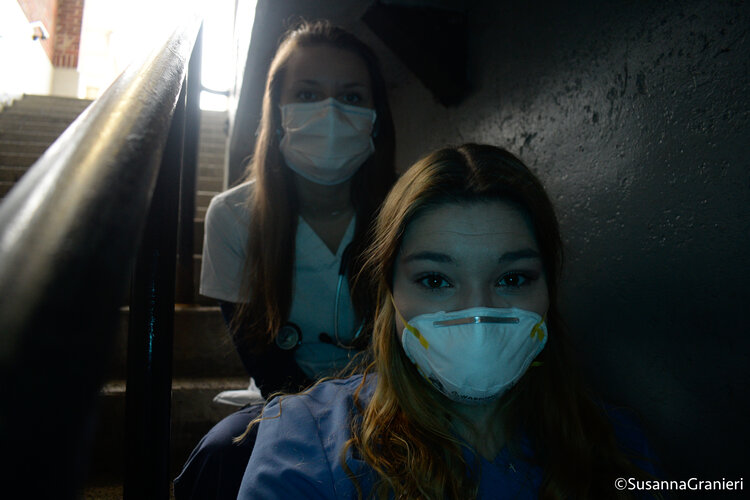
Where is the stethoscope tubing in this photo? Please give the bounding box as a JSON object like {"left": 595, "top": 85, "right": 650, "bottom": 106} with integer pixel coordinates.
{"left": 331, "top": 243, "right": 362, "bottom": 349}
{"left": 276, "top": 243, "right": 362, "bottom": 351}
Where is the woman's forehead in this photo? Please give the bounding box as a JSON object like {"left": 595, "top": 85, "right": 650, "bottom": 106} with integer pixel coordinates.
{"left": 284, "top": 45, "right": 370, "bottom": 85}
{"left": 399, "top": 201, "right": 538, "bottom": 254}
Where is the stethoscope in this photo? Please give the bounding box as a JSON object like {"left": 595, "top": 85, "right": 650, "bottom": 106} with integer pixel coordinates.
{"left": 275, "top": 243, "right": 363, "bottom": 351}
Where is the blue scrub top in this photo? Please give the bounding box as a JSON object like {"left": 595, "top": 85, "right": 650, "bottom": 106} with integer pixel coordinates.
{"left": 238, "top": 375, "right": 658, "bottom": 499}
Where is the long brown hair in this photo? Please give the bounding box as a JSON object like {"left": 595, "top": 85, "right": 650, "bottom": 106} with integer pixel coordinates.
{"left": 234, "top": 20, "right": 396, "bottom": 353}
{"left": 346, "top": 144, "right": 654, "bottom": 498}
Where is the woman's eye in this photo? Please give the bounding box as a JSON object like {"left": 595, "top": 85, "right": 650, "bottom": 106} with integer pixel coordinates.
{"left": 417, "top": 274, "right": 451, "bottom": 290}
{"left": 497, "top": 272, "right": 530, "bottom": 288}
{"left": 339, "top": 93, "right": 362, "bottom": 105}
{"left": 296, "top": 90, "right": 319, "bottom": 102}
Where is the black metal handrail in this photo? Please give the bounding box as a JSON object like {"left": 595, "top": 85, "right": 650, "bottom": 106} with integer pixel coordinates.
{"left": 0, "top": 12, "right": 202, "bottom": 500}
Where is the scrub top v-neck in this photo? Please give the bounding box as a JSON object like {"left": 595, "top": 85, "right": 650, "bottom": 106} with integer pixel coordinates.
{"left": 291, "top": 216, "right": 358, "bottom": 379}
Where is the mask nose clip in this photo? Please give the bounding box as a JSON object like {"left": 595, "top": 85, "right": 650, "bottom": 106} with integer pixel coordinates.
{"left": 433, "top": 316, "right": 519, "bottom": 327}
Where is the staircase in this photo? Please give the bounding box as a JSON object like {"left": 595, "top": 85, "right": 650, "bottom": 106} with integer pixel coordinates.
{"left": 0, "top": 95, "right": 92, "bottom": 198}
{"left": 0, "top": 95, "right": 248, "bottom": 498}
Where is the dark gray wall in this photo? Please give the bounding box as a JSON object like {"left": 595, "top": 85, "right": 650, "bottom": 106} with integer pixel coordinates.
{"left": 236, "top": 0, "right": 749, "bottom": 482}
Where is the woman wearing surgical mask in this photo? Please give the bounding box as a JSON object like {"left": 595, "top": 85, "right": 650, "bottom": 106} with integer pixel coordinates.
{"left": 174, "top": 21, "right": 396, "bottom": 499}
{"left": 239, "top": 144, "right": 659, "bottom": 499}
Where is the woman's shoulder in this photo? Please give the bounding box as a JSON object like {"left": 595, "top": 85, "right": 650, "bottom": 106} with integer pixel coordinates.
{"left": 209, "top": 180, "right": 256, "bottom": 205}
{"left": 264, "top": 373, "right": 374, "bottom": 418}
{"left": 205, "top": 180, "right": 256, "bottom": 224}
{"left": 241, "top": 374, "right": 377, "bottom": 498}
{"left": 259, "top": 374, "right": 376, "bottom": 463}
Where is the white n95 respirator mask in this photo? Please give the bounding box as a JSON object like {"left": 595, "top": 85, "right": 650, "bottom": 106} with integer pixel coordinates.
{"left": 395, "top": 304, "right": 547, "bottom": 405}
{"left": 279, "top": 97, "right": 377, "bottom": 185}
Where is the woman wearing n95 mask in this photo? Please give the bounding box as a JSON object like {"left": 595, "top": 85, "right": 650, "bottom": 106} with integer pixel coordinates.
{"left": 239, "top": 144, "right": 660, "bottom": 500}
{"left": 174, "top": 20, "right": 396, "bottom": 500}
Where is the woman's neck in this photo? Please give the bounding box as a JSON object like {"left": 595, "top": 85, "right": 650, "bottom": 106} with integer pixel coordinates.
{"left": 450, "top": 398, "right": 507, "bottom": 460}
{"left": 294, "top": 173, "right": 353, "bottom": 219}
{"left": 293, "top": 173, "right": 354, "bottom": 254}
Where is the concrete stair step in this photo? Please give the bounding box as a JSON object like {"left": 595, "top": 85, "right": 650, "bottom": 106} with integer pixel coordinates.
{"left": 0, "top": 166, "right": 28, "bottom": 182}
{"left": 196, "top": 175, "right": 222, "bottom": 192}
{"left": 200, "top": 111, "right": 227, "bottom": 123}
{"left": 199, "top": 138, "right": 228, "bottom": 153}
{"left": 198, "top": 154, "right": 225, "bottom": 167}
{"left": 196, "top": 190, "right": 220, "bottom": 210}
{"left": 199, "top": 122, "right": 227, "bottom": 136}
{"left": 0, "top": 119, "right": 75, "bottom": 135}
{"left": 118, "top": 253, "right": 212, "bottom": 307}
{"left": 80, "top": 484, "right": 127, "bottom": 499}
{"left": 192, "top": 255, "right": 218, "bottom": 306}
{"left": 194, "top": 218, "right": 205, "bottom": 253}
{"left": 0, "top": 129, "right": 65, "bottom": 142}
{"left": 87, "top": 376, "right": 248, "bottom": 487}
{"left": 108, "top": 305, "right": 244, "bottom": 380}
{"left": 198, "top": 163, "right": 223, "bottom": 176}
{"left": 198, "top": 142, "right": 226, "bottom": 156}
{"left": 0, "top": 139, "right": 50, "bottom": 155}
{"left": 198, "top": 162, "right": 225, "bottom": 174}
{"left": 0, "top": 108, "right": 89, "bottom": 122}
{"left": 198, "top": 128, "right": 228, "bottom": 140}
{"left": 0, "top": 151, "right": 39, "bottom": 168}
{"left": 0, "top": 113, "right": 86, "bottom": 129}
{"left": 1, "top": 181, "right": 13, "bottom": 198}
{"left": 13, "top": 94, "right": 92, "bottom": 110}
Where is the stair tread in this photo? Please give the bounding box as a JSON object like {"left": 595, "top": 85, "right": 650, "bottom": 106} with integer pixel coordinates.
{"left": 101, "top": 376, "right": 249, "bottom": 394}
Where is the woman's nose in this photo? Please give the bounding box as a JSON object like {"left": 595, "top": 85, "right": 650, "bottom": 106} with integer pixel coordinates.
{"left": 459, "top": 285, "right": 509, "bottom": 310}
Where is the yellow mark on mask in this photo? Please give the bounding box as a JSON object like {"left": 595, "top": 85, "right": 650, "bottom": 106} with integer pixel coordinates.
{"left": 529, "top": 314, "right": 546, "bottom": 342}
{"left": 390, "top": 295, "right": 430, "bottom": 350}
{"left": 530, "top": 314, "right": 547, "bottom": 367}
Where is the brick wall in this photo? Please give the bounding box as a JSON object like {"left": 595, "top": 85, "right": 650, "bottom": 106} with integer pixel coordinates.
{"left": 16, "top": 0, "right": 84, "bottom": 68}
{"left": 52, "top": 0, "right": 83, "bottom": 68}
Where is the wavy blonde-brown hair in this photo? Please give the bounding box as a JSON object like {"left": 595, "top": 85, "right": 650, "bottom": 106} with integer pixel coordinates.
{"left": 345, "top": 144, "right": 655, "bottom": 499}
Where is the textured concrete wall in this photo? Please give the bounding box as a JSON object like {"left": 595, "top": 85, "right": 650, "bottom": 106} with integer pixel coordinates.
{"left": 387, "top": 0, "right": 749, "bottom": 480}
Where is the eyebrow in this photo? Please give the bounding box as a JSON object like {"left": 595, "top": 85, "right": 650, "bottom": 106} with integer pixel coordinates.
{"left": 401, "top": 251, "right": 454, "bottom": 264}
{"left": 294, "top": 79, "right": 323, "bottom": 87}
{"left": 293, "top": 79, "right": 367, "bottom": 86}
{"left": 340, "top": 82, "right": 368, "bottom": 89}
{"left": 292, "top": 79, "right": 368, "bottom": 90}
{"left": 498, "top": 248, "right": 541, "bottom": 265}
{"left": 401, "top": 248, "right": 541, "bottom": 265}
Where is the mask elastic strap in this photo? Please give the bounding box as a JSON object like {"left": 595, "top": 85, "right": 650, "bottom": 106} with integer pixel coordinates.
{"left": 389, "top": 295, "right": 430, "bottom": 350}
{"left": 530, "top": 314, "right": 546, "bottom": 341}
{"left": 530, "top": 313, "right": 547, "bottom": 367}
